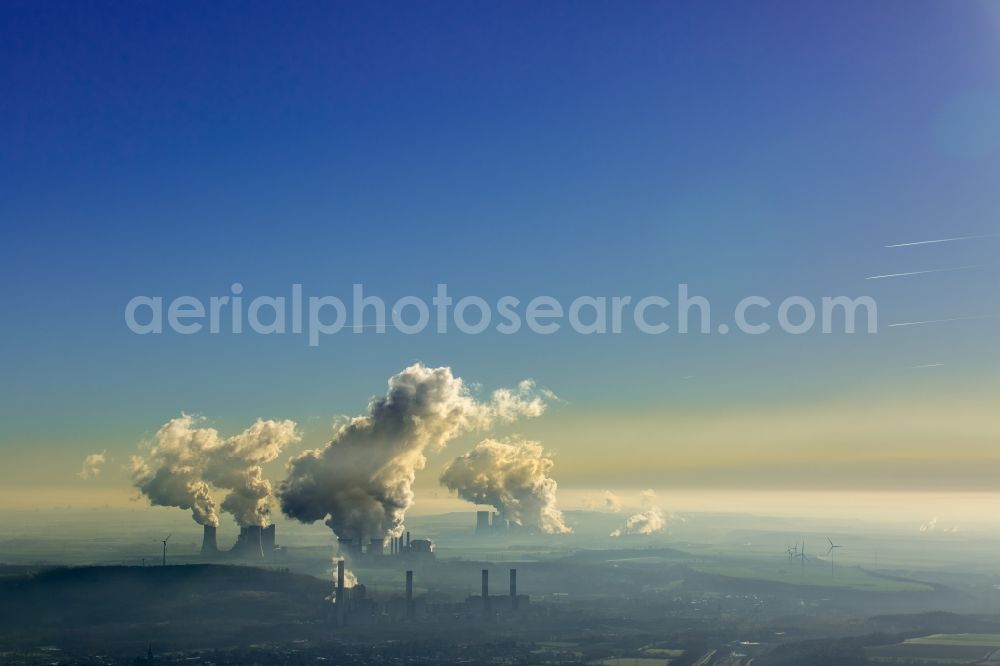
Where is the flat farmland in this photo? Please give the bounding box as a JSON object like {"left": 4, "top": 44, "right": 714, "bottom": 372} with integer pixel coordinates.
{"left": 867, "top": 634, "right": 1000, "bottom": 664}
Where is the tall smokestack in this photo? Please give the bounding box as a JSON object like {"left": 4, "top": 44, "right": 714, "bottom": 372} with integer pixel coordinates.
{"left": 201, "top": 525, "right": 218, "bottom": 555}
{"left": 481, "top": 569, "right": 490, "bottom": 618}
{"left": 510, "top": 568, "right": 518, "bottom": 611}
{"left": 406, "top": 531, "right": 410, "bottom": 550}
{"left": 336, "top": 559, "right": 346, "bottom": 626}
{"left": 405, "top": 570, "right": 414, "bottom": 620}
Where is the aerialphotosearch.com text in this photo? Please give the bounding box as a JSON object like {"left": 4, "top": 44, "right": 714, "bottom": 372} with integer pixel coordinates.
{"left": 124, "top": 283, "right": 878, "bottom": 346}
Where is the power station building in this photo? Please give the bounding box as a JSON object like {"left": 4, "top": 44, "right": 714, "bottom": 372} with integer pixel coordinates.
{"left": 337, "top": 531, "right": 435, "bottom": 565}
{"left": 333, "top": 567, "right": 528, "bottom": 627}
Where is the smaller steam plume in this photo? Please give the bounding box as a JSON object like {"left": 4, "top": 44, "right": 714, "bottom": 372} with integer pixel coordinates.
{"left": 920, "top": 516, "right": 959, "bottom": 533}
{"left": 327, "top": 558, "right": 358, "bottom": 603}
{"left": 610, "top": 508, "right": 666, "bottom": 537}
{"left": 77, "top": 451, "right": 107, "bottom": 480}
{"left": 585, "top": 490, "right": 623, "bottom": 513}
{"left": 440, "top": 438, "right": 571, "bottom": 534}
{"left": 611, "top": 490, "right": 667, "bottom": 537}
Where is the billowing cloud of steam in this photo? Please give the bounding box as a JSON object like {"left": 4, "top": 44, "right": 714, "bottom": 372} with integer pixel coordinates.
{"left": 585, "top": 490, "right": 623, "bottom": 513}
{"left": 131, "top": 414, "right": 300, "bottom": 527}
{"left": 279, "top": 364, "right": 550, "bottom": 542}
{"left": 920, "top": 516, "right": 959, "bottom": 533}
{"left": 78, "top": 451, "right": 107, "bottom": 480}
{"left": 440, "top": 438, "right": 571, "bottom": 534}
{"left": 610, "top": 492, "right": 667, "bottom": 537}
{"left": 610, "top": 507, "right": 666, "bottom": 537}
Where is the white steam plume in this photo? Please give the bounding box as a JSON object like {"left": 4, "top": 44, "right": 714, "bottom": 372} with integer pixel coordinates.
{"left": 585, "top": 490, "right": 623, "bottom": 513}
{"left": 327, "top": 558, "right": 358, "bottom": 603}
{"left": 131, "top": 414, "right": 300, "bottom": 527}
{"left": 77, "top": 451, "right": 107, "bottom": 480}
{"left": 279, "top": 364, "right": 549, "bottom": 543}
{"left": 611, "top": 507, "right": 667, "bottom": 537}
{"left": 440, "top": 438, "right": 571, "bottom": 534}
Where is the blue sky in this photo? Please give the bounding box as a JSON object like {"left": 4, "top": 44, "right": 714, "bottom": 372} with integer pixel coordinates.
{"left": 1, "top": 1, "right": 999, "bottom": 500}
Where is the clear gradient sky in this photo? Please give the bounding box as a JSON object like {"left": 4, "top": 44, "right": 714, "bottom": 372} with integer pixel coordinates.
{"left": 1, "top": 1, "right": 999, "bottom": 510}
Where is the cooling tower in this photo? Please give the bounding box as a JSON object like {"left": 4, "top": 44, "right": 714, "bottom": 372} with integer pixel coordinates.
{"left": 475, "top": 510, "right": 491, "bottom": 535}
{"left": 200, "top": 524, "right": 218, "bottom": 555}
{"left": 235, "top": 525, "right": 264, "bottom": 558}
{"left": 338, "top": 536, "right": 361, "bottom": 561}
{"left": 261, "top": 524, "right": 275, "bottom": 554}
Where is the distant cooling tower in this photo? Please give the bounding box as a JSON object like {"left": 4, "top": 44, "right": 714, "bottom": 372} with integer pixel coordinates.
{"left": 234, "top": 525, "right": 264, "bottom": 559}
{"left": 200, "top": 524, "right": 218, "bottom": 555}
{"left": 475, "top": 510, "right": 491, "bottom": 535}
{"left": 338, "top": 536, "right": 362, "bottom": 561}
{"left": 261, "top": 524, "right": 276, "bottom": 554}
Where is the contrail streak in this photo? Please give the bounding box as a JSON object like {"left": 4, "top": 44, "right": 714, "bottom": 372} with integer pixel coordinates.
{"left": 888, "top": 315, "right": 999, "bottom": 328}
{"left": 909, "top": 363, "right": 945, "bottom": 369}
{"left": 865, "top": 265, "right": 984, "bottom": 280}
{"left": 885, "top": 233, "right": 1000, "bottom": 248}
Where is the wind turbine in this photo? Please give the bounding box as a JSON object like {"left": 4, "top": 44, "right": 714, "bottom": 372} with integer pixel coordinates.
{"left": 824, "top": 537, "right": 842, "bottom": 577}
{"left": 161, "top": 534, "right": 172, "bottom": 566}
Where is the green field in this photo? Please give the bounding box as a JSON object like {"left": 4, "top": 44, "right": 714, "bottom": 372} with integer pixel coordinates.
{"left": 905, "top": 634, "right": 1000, "bottom": 647}
{"left": 690, "top": 563, "right": 932, "bottom": 592}
{"left": 867, "top": 633, "right": 1000, "bottom": 664}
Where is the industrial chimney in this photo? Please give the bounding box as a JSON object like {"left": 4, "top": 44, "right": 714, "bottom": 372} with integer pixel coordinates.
{"left": 405, "top": 570, "right": 414, "bottom": 620}
{"left": 336, "top": 559, "right": 346, "bottom": 626}
{"left": 200, "top": 525, "right": 218, "bottom": 556}
{"left": 481, "top": 569, "right": 490, "bottom": 618}
{"left": 510, "top": 568, "right": 518, "bottom": 611}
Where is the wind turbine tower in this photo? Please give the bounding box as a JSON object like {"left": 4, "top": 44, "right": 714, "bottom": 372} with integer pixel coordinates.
{"left": 825, "top": 537, "right": 842, "bottom": 577}
{"left": 161, "top": 534, "right": 171, "bottom": 567}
